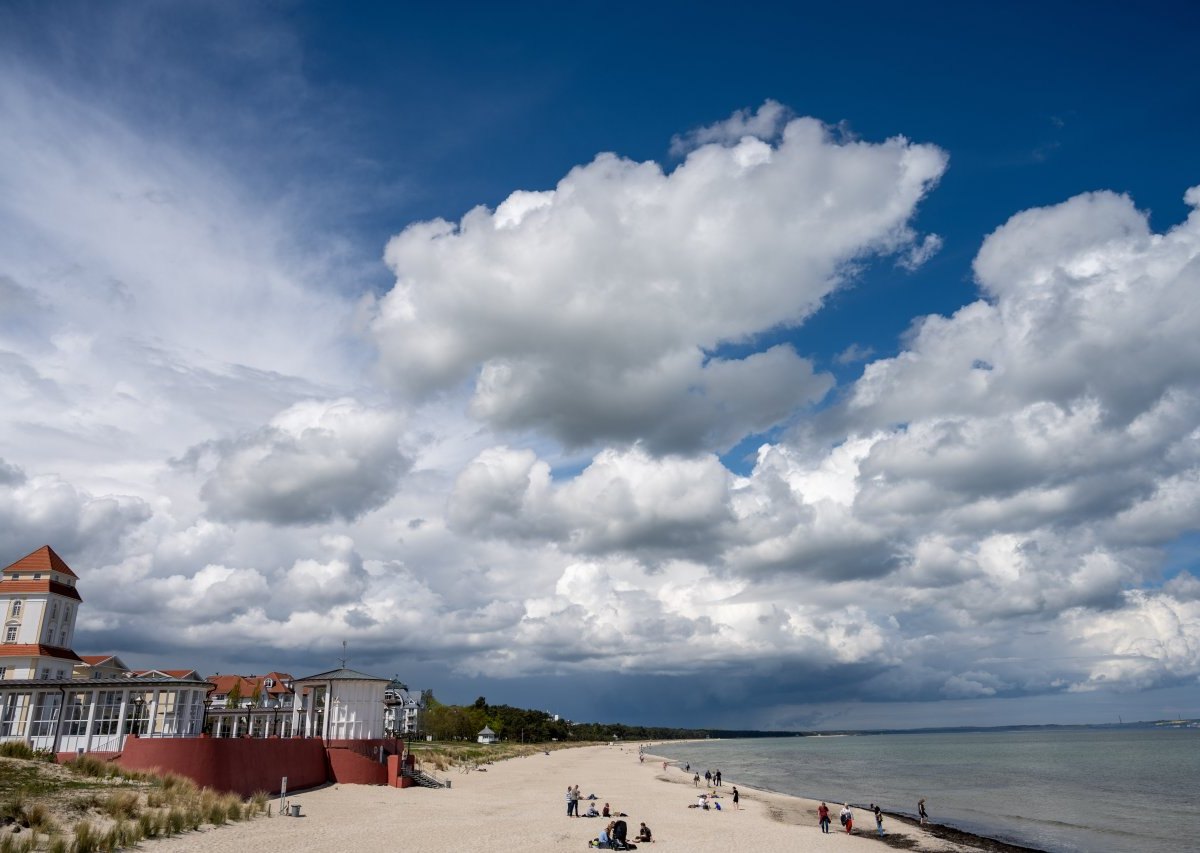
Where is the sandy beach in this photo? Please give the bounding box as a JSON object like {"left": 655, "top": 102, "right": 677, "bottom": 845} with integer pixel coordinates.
{"left": 140, "top": 743, "right": 1004, "bottom": 853}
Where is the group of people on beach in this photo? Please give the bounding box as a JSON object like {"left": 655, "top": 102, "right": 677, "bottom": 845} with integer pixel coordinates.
{"left": 569, "top": 781, "right": 652, "bottom": 849}
{"left": 817, "top": 798, "right": 927, "bottom": 836}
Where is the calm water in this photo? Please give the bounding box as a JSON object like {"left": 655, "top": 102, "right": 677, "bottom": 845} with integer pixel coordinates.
{"left": 655, "top": 729, "right": 1199, "bottom": 853}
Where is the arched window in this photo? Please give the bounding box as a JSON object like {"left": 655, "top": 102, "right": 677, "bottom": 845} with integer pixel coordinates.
{"left": 10, "top": 600, "right": 20, "bottom": 618}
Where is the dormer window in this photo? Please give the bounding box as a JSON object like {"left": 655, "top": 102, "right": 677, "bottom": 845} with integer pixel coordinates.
{"left": 264, "top": 678, "right": 275, "bottom": 688}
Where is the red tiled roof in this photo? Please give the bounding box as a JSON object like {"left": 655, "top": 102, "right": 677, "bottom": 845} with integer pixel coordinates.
{"left": 2, "top": 546, "right": 79, "bottom": 579}
{"left": 205, "top": 673, "right": 294, "bottom": 697}
{"left": 0, "top": 644, "right": 85, "bottom": 663}
{"left": 0, "top": 580, "right": 83, "bottom": 602}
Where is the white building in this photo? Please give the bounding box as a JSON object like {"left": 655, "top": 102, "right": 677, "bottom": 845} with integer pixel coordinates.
{"left": 477, "top": 725, "right": 497, "bottom": 744}
{"left": 383, "top": 679, "right": 424, "bottom": 736}
{"left": 0, "top": 546, "right": 211, "bottom": 752}
{"left": 292, "top": 668, "right": 389, "bottom": 740}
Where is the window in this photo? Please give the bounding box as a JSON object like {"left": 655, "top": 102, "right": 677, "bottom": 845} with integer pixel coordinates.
{"left": 264, "top": 678, "right": 275, "bottom": 688}
{"left": 4, "top": 627, "right": 15, "bottom": 643}
{"left": 55, "top": 670, "right": 65, "bottom": 680}
{"left": 59, "top": 630, "right": 66, "bottom": 645}
{"left": 10, "top": 600, "right": 21, "bottom": 618}
{"left": 50, "top": 602, "right": 58, "bottom": 620}
{"left": 41, "top": 668, "right": 50, "bottom": 680}
{"left": 0, "top": 667, "right": 6, "bottom": 680}
{"left": 32, "top": 574, "right": 41, "bottom": 580}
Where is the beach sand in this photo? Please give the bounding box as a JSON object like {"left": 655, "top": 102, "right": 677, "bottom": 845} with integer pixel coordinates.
{"left": 142, "top": 743, "right": 1009, "bottom": 853}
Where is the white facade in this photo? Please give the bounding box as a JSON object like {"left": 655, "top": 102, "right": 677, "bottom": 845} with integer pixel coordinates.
{"left": 292, "top": 668, "right": 389, "bottom": 740}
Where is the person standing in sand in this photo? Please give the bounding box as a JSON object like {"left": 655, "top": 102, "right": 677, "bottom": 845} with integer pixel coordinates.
{"left": 918, "top": 798, "right": 928, "bottom": 825}
{"left": 693, "top": 772, "right": 700, "bottom": 787}
{"left": 872, "top": 803, "right": 884, "bottom": 836}
{"left": 818, "top": 802, "right": 830, "bottom": 833}
{"left": 731, "top": 786, "right": 739, "bottom": 810}
{"left": 566, "top": 785, "right": 575, "bottom": 817}
{"left": 840, "top": 803, "right": 853, "bottom": 834}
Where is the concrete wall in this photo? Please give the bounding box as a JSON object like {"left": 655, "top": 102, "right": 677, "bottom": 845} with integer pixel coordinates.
{"left": 90, "top": 735, "right": 404, "bottom": 797}
{"left": 117, "top": 736, "right": 329, "bottom": 798}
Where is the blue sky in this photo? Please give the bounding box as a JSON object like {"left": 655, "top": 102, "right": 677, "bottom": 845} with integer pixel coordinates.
{"left": 1, "top": 1, "right": 1198, "bottom": 730}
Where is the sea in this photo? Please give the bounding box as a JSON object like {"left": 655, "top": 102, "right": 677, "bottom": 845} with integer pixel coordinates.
{"left": 654, "top": 728, "right": 1200, "bottom": 853}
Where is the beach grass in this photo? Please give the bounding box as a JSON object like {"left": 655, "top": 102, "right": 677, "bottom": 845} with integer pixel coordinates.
{"left": 0, "top": 753, "right": 268, "bottom": 851}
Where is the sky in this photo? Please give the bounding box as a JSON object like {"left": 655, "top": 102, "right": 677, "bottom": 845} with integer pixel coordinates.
{"left": 1, "top": 0, "right": 1198, "bottom": 731}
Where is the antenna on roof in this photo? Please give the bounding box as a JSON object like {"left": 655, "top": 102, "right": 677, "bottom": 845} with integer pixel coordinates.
{"left": 339, "top": 639, "right": 348, "bottom": 669}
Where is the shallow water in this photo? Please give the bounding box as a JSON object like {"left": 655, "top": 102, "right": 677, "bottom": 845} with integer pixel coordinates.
{"left": 655, "top": 728, "right": 1199, "bottom": 853}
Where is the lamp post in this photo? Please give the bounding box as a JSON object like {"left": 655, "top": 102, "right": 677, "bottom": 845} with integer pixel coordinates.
{"left": 201, "top": 694, "right": 214, "bottom": 736}
{"left": 132, "top": 696, "right": 145, "bottom": 736}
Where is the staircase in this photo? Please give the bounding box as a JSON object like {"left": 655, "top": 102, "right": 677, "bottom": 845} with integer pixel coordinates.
{"left": 405, "top": 768, "right": 448, "bottom": 788}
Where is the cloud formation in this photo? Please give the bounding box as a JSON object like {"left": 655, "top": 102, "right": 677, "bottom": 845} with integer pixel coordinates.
{"left": 372, "top": 108, "right": 946, "bottom": 452}
{"left": 191, "top": 399, "right": 409, "bottom": 526}
{"left": 1, "top": 29, "right": 1196, "bottom": 731}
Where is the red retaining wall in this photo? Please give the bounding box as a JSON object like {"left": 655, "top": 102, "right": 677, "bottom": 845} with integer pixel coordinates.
{"left": 116, "top": 736, "right": 329, "bottom": 798}
{"left": 327, "top": 747, "right": 387, "bottom": 785}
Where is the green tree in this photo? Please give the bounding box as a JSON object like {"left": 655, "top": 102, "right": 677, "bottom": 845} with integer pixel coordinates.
{"left": 226, "top": 680, "right": 242, "bottom": 709}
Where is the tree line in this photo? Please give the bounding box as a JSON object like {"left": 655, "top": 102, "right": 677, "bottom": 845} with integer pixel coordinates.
{"left": 417, "top": 694, "right": 786, "bottom": 742}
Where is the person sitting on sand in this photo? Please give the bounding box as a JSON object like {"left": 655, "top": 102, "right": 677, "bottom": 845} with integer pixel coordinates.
{"left": 603, "top": 803, "right": 611, "bottom": 817}
{"left": 585, "top": 803, "right": 600, "bottom": 817}
{"left": 635, "top": 822, "right": 653, "bottom": 842}
{"left": 598, "top": 823, "right": 613, "bottom": 848}
{"left": 697, "top": 793, "right": 709, "bottom": 809}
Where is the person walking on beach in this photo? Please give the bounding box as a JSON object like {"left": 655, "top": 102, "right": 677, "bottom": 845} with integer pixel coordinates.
{"left": 704, "top": 769, "right": 712, "bottom": 787}
{"left": 715, "top": 769, "right": 722, "bottom": 787}
{"left": 693, "top": 772, "right": 700, "bottom": 787}
{"left": 918, "top": 798, "right": 928, "bottom": 825}
{"left": 731, "top": 786, "right": 740, "bottom": 810}
{"left": 818, "top": 802, "right": 830, "bottom": 833}
{"left": 872, "top": 804, "right": 884, "bottom": 836}
{"left": 840, "top": 803, "right": 854, "bottom": 834}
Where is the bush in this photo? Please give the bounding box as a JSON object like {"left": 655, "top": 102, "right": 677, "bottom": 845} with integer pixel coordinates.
{"left": 137, "top": 812, "right": 157, "bottom": 839}
{"left": 63, "top": 756, "right": 110, "bottom": 779}
{"left": 71, "top": 820, "right": 98, "bottom": 853}
{"left": 46, "top": 837, "right": 69, "bottom": 853}
{"left": 24, "top": 802, "right": 56, "bottom": 835}
{"left": 0, "top": 743, "right": 37, "bottom": 761}
{"left": 100, "top": 791, "right": 140, "bottom": 821}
